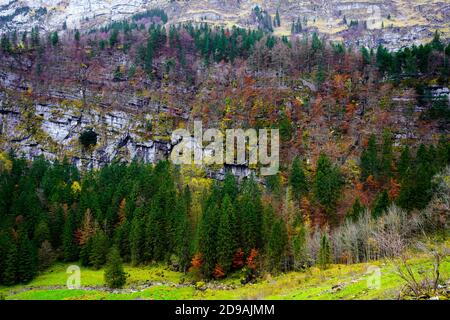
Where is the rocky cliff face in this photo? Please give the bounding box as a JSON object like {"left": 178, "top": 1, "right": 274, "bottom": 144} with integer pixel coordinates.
{"left": 0, "top": 61, "right": 446, "bottom": 178}
{"left": 0, "top": 1, "right": 448, "bottom": 178}
{"left": 0, "top": 88, "right": 256, "bottom": 179}
{"left": 0, "top": 89, "right": 172, "bottom": 168}
{"left": 0, "top": 57, "right": 257, "bottom": 178}
{"left": 1, "top": 0, "right": 449, "bottom": 50}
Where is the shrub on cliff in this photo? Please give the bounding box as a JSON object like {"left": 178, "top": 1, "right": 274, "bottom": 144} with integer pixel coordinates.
{"left": 79, "top": 129, "right": 98, "bottom": 149}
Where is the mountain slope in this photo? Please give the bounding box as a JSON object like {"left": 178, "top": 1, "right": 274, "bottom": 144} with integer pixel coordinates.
{"left": 0, "top": 0, "right": 449, "bottom": 49}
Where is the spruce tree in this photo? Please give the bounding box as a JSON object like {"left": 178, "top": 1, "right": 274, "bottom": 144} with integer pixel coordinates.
{"left": 144, "top": 36, "right": 154, "bottom": 75}
{"left": 49, "top": 205, "right": 65, "bottom": 249}
{"left": 289, "top": 157, "right": 308, "bottom": 201}
{"left": 397, "top": 145, "right": 411, "bottom": 179}
{"left": 50, "top": 31, "right": 59, "bottom": 46}
{"left": 361, "top": 46, "right": 371, "bottom": 65}
{"left": 75, "top": 29, "right": 80, "bottom": 42}
{"left": 80, "top": 237, "right": 93, "bottom": 267}
{"left": 360, "top": 134, "right": 378, "bottom": 181}
{"left": 239, "top": 176, "right": 263, "bottom": 254}
{"left": 146, "top": 198, "right": 168, "bottom": 262}
{"left": 31, "top": 27, "right": 40, "bottom": 47}
{"left": 113, "top": 221, "right": 131, "bottom": 263}
{"left": 436, "top": 137, "right": 450, "bottom": 168}
{"left": 265, "top": 173, "right": 281, "bottom": 198}
{"left": 314, "top": 153, "right": 343, "bottom": 215}
{"left": 347, "top": 197, "right": 365, "bottom": 222}
{"left": 372, "top": 190, "right": 389, "bottom": 218}
{"left": 316, "top": 63, "right": 326, "bottom": 86}
{"left": 34, "top": 220, "right": 50, "bottom": 245}
{"left": 318, "top": 234, "right": 331, "bottom": 268}
{"left": 199, "top": 186, "right": 220, "bottom": 275}
{"left": 292, "top": 215, "right": 307, "bottom": 270}
{"left": 89, "top": 230, "right": 109, "bottom": 270}
{"left": 412, "top": 145, "right": 434, "bottom": 209}
{"left": 175, "top": 187, "right": 192, "bottom": 273}
{"left": 275, "top": 9, "right": 281, "bottom": 27}
{"left": 37, "top": 240, "right": 55, "bottom": 270}
{"left": 2, "top": 239, "right": 17, "bottom": 285}
{"left": 104, "top": 246, "right": 127, "bottom": 289}
{"left": 1, "top": 34, "right": 11, "bottom": 53}
{"left": 398, "top": 144, "right": 434, "bottom": 211}
{"left": 62, "top": 210, "right": 78, "bottom": 262}
{"left": 0, "top": 233, "right": 8, "bottom": 283}
{"left": 16, "top": 231, "right": 37, "bottom": 283}
{"left": 216, "top": 195, "right": 236, "bottom": 273}
{"left": 21, "top": 31, "right": 27, "bottom": 48}
{"left": 129, "top": 210, "right": 146, "bottom": 265}
{"left": 109, "top": 28, "right": 119, "bottom": 47}
{"left": 431, "top": 30, "right": 444, "bottom": 51}
{"left": 312, "top": 33, "right": 322, "bottom": 52}
{"left": 223, "top": 171, "right": 238, "bottom": 201}
{"left": 267, "top": 217, "right": 288, "bottom": 272}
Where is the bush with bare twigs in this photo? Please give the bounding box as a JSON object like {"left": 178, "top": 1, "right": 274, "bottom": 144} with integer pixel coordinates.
{"left": 305, "top": 166, "right": 450, "bottom": 267}
{"left": 394, "top": 244, "right": 449, "bottom": 300}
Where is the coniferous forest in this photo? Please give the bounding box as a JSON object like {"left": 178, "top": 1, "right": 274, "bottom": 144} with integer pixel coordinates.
{"left": 0, "top": 136, "right": 448, "bottom": 285}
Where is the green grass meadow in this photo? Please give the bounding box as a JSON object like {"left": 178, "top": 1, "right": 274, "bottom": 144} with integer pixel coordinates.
{"left": 1, "top": 250, "right": 448, "bottom": 300}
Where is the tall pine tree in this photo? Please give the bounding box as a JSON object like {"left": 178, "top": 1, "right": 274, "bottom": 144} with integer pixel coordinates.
{"left": 289, "top": 157, "right": 308, "bottom": 201}
{"left": 314, "top": 153, "right": 343, "bottom": 215}
{"left": 267, "top": 217, "right": 288, "bottom": 272}
{"left": 16, "top": 231, "right": 37, "bottom": 283}
{"left": 104, "top": 246, "right": 127, "bottom": 289}
{"left": 216, "top": 195, "right": 236, "bottom": 273}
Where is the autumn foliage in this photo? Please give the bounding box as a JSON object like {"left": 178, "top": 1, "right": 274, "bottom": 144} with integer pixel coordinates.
{"left": 232, "top": 248, "right": 245, "bottom": 269}
{"left": 246, "top": 249, "right": 258, "bottom": 271}
{"left": 212, "top": 264, "right": 226, "bottom": 279}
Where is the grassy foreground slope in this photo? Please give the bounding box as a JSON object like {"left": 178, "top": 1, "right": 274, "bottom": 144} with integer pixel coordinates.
{"left": 1, "top": 247, "right": 449, "bottom": 300}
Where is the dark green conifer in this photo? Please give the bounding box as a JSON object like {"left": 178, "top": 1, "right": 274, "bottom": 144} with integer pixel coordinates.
{"left": 104, "top": 246, "right": 127, "bottom": 289}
